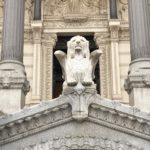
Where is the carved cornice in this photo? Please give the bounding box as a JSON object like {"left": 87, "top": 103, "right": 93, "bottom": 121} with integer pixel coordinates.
{"left": 0, "top": 93, "right": 150, "bottom": 145}
{"left": 0, "top": 102, "right": 71, "bottom": 145}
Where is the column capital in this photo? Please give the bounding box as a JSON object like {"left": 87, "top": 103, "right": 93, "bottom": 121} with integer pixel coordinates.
{"left": 94, "top": 32, "right": 109, "bottom": 46}
{"left": 42, "top": 33, "right": 57, "bottom": 47}
{"left": 109, "top": 20, "right": 120, "bottom": 41}
{"left": 31, "top": 21, "right": 43, "bottom": 44}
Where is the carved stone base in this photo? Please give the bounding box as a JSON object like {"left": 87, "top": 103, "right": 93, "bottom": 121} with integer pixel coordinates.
{"left": 125, "top": 59, "right": 150, "bottom": 112}
{"left": 0, "top": 60, "right": 30, "bottom": 114}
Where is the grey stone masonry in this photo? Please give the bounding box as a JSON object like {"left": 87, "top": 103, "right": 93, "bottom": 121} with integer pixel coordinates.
{"left": 109, "top": 0, "right": 118, "bottom": 19}
{"left": 1, "top": 0, "right": 25, "bottom": 62}
{"left": 34, "top": 0, "right": 41, "bottom": 20}
{"left": 128, "top": 0, "right": 150, "bottom": 60}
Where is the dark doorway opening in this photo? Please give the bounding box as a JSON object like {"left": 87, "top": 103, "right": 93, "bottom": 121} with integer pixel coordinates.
{"left": 53, "top": 35, "right": 100, "bottom": 98}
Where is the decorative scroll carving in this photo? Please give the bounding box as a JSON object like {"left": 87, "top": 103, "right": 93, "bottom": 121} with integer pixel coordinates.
{"left": 23, "top": 136, "right": 141, "bottom": 150}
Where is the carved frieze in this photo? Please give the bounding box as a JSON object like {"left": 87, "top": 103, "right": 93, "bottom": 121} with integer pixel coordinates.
{"left": 23, "top": 136, "right": 141, "bottom": 150}
{"left": 43, "top": 0, "right": 105, "bottom": 17}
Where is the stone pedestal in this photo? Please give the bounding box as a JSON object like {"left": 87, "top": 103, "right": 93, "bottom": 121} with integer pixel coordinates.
{"left": 0, "top": 0, "right": 30, "bottom": 113}
{"left": 125, "top": 59, "right": 150, "bottom": 112}
{"left": 0, "top": 61, "right": 29, "bottom": 113}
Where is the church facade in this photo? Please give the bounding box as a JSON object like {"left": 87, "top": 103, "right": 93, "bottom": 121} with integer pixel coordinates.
{"left": 0, "top": 0, "right": 132, "bottom": 105}
{"left": 0, "top": 0, "right": 150, "bottom": 149}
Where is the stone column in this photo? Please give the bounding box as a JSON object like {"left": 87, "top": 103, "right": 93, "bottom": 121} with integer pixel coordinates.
{"left": 31, "top": 21, "right": 43, "bottom": 104}
{"left": 109, "top": 20, "right": 122, "bottom": 100}
{"left": 0, "top": 0, "right": 30, "bottom": 113}
{"left": 109, "top": 0, "right": 118, "bottom": 19}
{"left": 125, "top": 0, "right": 150, "bottom": 112}
{"left": 34, "top": 0, "right": 41, "bottom": 20}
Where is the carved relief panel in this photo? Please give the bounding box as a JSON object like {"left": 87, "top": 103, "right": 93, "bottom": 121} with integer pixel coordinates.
{"left": 25, "top": 0, "right": 33, "bottom": 25}
{"left": 43, "top": 0, "right": 106, "bottom": 17}
{"left": 118, "top": 0, "right": 128, "bottom": 22}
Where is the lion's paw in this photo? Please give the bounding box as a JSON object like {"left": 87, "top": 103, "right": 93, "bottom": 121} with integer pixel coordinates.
{"left": 67, "top": 80, "right": 77, "bottom": 86}
{"left": 82, "top": 80, "right": 93, "bottom": 86}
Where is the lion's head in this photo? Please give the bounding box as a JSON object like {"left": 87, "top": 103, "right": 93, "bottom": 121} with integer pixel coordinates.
{"left": 67, "top": 36, "right": 90, "bottom": 59}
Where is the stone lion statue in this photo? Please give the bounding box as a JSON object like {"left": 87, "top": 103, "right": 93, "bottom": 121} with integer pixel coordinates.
{"left": 54, "top": 35, "right": 102, "bottom": 92}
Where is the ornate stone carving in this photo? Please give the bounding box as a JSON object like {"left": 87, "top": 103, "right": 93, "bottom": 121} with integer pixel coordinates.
{"left": 55, "top": 35, "right": 102, "bottom": 94}
{"left": 119, "top": 0, "right": 128, "bottom": 22}
{"left": 0, "top": 103, "right": 71, "bottom": 145}
{"left": 42, "top": 33, "right": 57, "bottom": 99}
{"left": 23, "top": 136, "right": 140, "bottom": 150}
{"left": 25, "top": 0, "right": 33, "bottom": 25}
{"left": 94, "top": 32, "right": 111, "bottom": 98}
{"left": 44, "top": 0, "right": 103, "bottom": 17}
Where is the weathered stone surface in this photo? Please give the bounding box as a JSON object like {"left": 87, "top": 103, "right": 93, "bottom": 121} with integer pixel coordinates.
{"left": 0, "top": 92, "right": 150, "bottom": 149}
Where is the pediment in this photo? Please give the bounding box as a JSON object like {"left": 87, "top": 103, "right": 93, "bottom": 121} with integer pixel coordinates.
{"left": 0, "top": 91, "right": 150, "bottom": 149}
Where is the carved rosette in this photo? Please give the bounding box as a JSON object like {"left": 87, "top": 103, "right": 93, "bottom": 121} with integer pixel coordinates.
{"left": 94, "top": 32, "right": 111, "bottom": 98}
{"left": 42, "top": 33, "right": 57, "bottom": 100}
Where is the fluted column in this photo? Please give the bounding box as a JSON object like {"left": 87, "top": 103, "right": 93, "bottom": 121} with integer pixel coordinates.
{"left": 1, "top": 0, "right": 25, "bottom": 62}
{"left": 125, "top": 0, "right": 150, "bottom": 112}
{"left": 110, "top": 0, "right": 118, "bottom": 19}
{"left": 34, "top": 0, "right": 41, "bottom": 20}
{"left": 128, "top": 0, "right": 150, "bottom": 60}
{"left": 0, "top": 0, "right": 30, "bottom": 113}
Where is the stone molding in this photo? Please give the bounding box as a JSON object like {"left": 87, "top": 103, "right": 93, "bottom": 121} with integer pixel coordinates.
{"left": 23, "top": 136, "right": 140, "bottom": 150}
{"left": 0, "top": 92, "right": 150, "bottom": 145}
{"left": 125, "top": 69, "right": 150, "bottom": 94}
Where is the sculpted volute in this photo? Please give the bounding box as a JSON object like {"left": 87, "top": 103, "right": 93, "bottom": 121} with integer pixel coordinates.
{"left": 54, "top": 35, "right": 102, "bottom": 93}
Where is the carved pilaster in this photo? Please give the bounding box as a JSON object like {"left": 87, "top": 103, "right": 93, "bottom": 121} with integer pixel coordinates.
{"left": 31, "top": 21, "right": 43, "bottom": 104}
{"left": 42, "top": 33, "right": 57, "bottom": 100}
{"left": 109, "top": 20, "right": 122, "bottom": 100}
{"left": 94, "top": 32, "right": 111, "bottom": 99}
